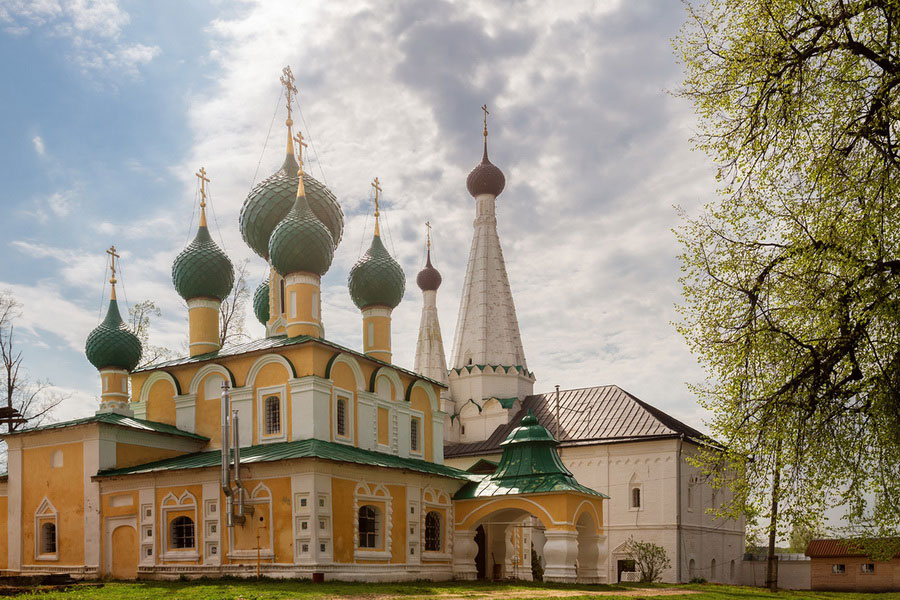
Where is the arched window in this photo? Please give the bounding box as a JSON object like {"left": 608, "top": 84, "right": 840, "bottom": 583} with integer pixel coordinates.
{"left": 424, "top": 511, "right": 441, "bottom": 552}
{"left": 358, "top": 505, "right": 379, "bottom": 549}
{"left": 279, "top": 278, "right": 286, "bottom": 315}
{"left": 688, "top": 558, "right": 695, "bottom": 579}
{"left": 337, "top": 397, "right": 347, "bottom": 437}
{"left": 631, "top": 487, "right": 641, "bottom": 508}
{"left": 169, "top": 516, "right": 195, "bottom": 549}
{"left": 729, "top": 559, "right": 735, "bottom": 580}
{"left": 710, "top": 558, "right": 717, "bottom": 580}
{"left": 40, "top": 522, "right": 57, "bottom": 554}
{"left": 264, "top": 395, "right": 281, "bottom": 435}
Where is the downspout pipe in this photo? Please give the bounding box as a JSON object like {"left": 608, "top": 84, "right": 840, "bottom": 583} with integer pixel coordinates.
{"left": 676, "top": 433, "right": 683, "bottom": 582}
{"left": 221, "top": 382, "right": 234, "bottom": 528}
{"left": 232, "top": 409, "right": 248, "bottom": 522}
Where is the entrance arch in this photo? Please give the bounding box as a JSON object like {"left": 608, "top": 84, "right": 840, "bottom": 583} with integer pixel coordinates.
{"left": 110, "top": 525, "right": 138, "bottom": 579}
{"left": 465, "top": 505, "right": 547, "bottom": 581}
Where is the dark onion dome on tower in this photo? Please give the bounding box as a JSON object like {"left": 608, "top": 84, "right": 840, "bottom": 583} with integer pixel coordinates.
{"left": 253, "top": 279, "right": 270, "bottom": 325}
{"left": 416, "top": 247, "right": 442, "bottom": 292}
{"left": 268, "top": 183, "right": 334, "bottom": 277}
{"left": 85, "top": 296, "right": 143, "bottom": 372}
{"left": 466, "top": 137, "right": 505, "bottom": 198}
{"left": 172, "top": 222, "right": 235, "bottom": 301}
{"left": 239, "top": 151, "right": 344, "bottom": 259}
{"left": 349, "top": 234, "right": 406, "bottom": 309}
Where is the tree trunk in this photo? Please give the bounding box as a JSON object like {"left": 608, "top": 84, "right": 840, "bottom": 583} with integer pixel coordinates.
{"left": 766, "top": 456, "right": 781, "bottom": 592}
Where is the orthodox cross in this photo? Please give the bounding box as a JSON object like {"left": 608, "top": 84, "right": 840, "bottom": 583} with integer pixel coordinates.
{"left": 280, "top": 66, "right": 297, "bottom": 124}
{"left": 482, "top": 104, "right": 489, "bottom": 137}
{"left": 196, "top": 167, "right": 210, "bottom": 209}
{"left": 425, "top": 221, "right": 432, "bottom": 251}
{"left": 106, "top": 245, "right": 119, "bottom": 285}
{"left": 372, "top": 177, "right": 382, "bottom": 236}
{"left": 294, "top": 131, "right": 308, "bottom": 172}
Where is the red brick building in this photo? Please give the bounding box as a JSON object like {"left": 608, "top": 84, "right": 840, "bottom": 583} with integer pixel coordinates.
{"left": 806, "top": 539, "right": 900, "bottom": 591}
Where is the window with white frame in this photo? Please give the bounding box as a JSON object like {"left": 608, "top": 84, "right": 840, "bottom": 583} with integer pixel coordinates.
{"left": 264, "top": 395, "right": 281, "bottom": 435}
{"left": 410, "top": 416, "right": 421, "bottom": 453}
{"left": 832, "top": 564, "right": 846, "bottom": 574}
{"left": 862, "top": 563, "right": 875, "bottom": 574}
{"left": 358, "top": 505, "right": 380, "bottom": 549}
{"left": 169, "top": 516, "right": 195, "bottom": 549}
{"left": 424, "top": 511, "right": 441, "bottom": 552}
{"left": 40, "top": 522, "right": 57, "bottom": 555}
{"left": 336, "top": 396, "right": 348, "bottom": 437}
{"left": 631, "top": 487, "right": 641, "bottom": 509}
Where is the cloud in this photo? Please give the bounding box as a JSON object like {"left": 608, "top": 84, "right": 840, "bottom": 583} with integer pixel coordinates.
{"left": 0, "top": 0, "right": 159, "bottom": 77}
{"left": 32, "top": 135, "right": 45, "bottom": 155}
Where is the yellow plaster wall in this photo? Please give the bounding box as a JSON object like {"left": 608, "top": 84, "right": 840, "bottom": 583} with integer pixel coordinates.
{"left": 454, "top": 493, "right": 604, "bottom": 534}
{"left": 0, "top": 495, "right": 7, "bottom": 569}
{"left": 284, "top": 280, "right": 320, "bottom": 337}
{"left": 331, "top": 477, "right": 355, "bottom": 563}
{"left": 22, "top": 441, "right": 84, "bottom": 565}
{"left": 362, "top": 314, "right": 391, "bottom": 361}
{"left": 188, "top": 304, "right": 220, "bottom": 356}
{"left": 115, "top": 443, "right": 186, "bottom": 469}
{"left": 229, "top": 477, "right": 292, "bottom": 563}
{"left": 146, "top": 378, "right": 177, "bottom": 425}
{"left": 252, "top": 362, "right": 293, "bottom": 445}
{"left": 101, "top": 491, "right": 138, "bottom": 518}
{"left": 377, "top": 407, "right": 389, "bottom": 446}
{"left": 195, "top": 372, "right": 222, "bottom": 443}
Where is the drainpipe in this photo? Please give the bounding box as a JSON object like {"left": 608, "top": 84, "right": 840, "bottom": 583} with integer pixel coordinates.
{"left": 232, "top": 409, "right": 249, "bottom": 523}
{"left": 676, "top": 434, "right": 683, "bottom": 582}
{"left": 221, "top": 382, "right": 234, "bottom": 527}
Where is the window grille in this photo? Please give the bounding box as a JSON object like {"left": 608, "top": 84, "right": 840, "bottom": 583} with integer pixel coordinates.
{"left": 337, "top": 397, "right": 347, "bottom": 436}
{"left": 40, "top": 522, "right": 56, "bottom": 554}
{"left": 632, "top": 487, "right": 641, "bottom": 508}
{"left": 170, "top": 516, "right": 195, "bottom": 549}
{"left": 410, "top": 417, "right": 420, "bottom": 452}
{"left": 358, "top": 505, "right": 378, "bottom": 549}
{"left": 424, "top": 511, "right": 441, "bottom": 552}
{"left": 264, "top": 395, "right": 281, "bottom": 435}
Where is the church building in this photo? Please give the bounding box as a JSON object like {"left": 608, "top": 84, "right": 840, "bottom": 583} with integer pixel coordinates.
{"left": 0, "top": 68, "right": 615, "bottom": 582}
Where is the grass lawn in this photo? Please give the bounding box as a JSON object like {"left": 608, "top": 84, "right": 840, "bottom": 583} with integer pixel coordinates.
{"left": 17, "top": 579, "right": 900, "bottom": 600}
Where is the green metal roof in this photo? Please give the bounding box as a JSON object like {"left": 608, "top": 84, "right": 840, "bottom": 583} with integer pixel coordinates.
{"left": 85, "top": 298, "right": 142, "bottom": 371}
{"left": 269, "top": 191, "right": 335, "bottom": 277}
{"left": 133, "top": 334, "right": 448, "bottom": 390}
{"left": 348, "top": 234, "right": 405, "bottom": 310}
{"left": 453, "top": 412, "right": 608, "bottom": 500}
{"left": 3, "top": 412, "right": 208, "bottom": 441}
{"left": 253, "top": 279, "right": 270, "bottom": 325}
{"left": 97, "top": 437, "right": 474, "bottom": 480}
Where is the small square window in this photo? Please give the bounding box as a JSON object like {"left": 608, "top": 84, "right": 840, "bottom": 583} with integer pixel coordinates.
{"left": 862, "top": 563, "right": 875, "bottom": 574}
{"left": 300, "top": 498, "right": 307, "bottom": 507}
{"left": 411, "top": 547, "right": 415, "bottom": 555}
{"left": 301, "top": 521, "right": 308, "bottom": 530}
{"left": 145, "top": 508, "right": 152, "bottom": 518}
{"left": 410, "top": 506, "right": 415, "bottom": 514}
{"left": 145, "top": 547, "right": 152, "bottom": 557}
{"left": 146, "top": 528, "right": 152, "bottom": 538}
{"left": 210, "top": 504, "right": 216, "bottom": 513}
{"left": 210, "top": 545, "right": 218, "bottom": 555}
{"left": 210, "top": 524, "right": 217, "bottom": 534}
{"left": 832, "top": 564, "right": 846, "bottom": 574}
{"left": 320, "top": 543, "right": 326, "bottom": 552}
{"left": 319, "top": 520, "right": 325, "bottom": 530}
{"left": 410, "top": 526, "right": 415, "bottom": 535}
{"left": 319, "top": 497, "right": 325, "bottom": 508}
{"left": 302, "top": 543, "right": 309, "bottom": 553}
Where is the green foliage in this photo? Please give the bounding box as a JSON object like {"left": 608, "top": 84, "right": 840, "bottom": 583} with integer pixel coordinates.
{"left": 789, "top": 522, "right": 826, "bottom": 554}
{"left": 623, "top": 536, "right": 672, "bottom": 583}
{"left": 674, "top": 0, "right": 900, "bottom": 541}
{"left": 531, "top": 542, "right": 544, "bottom": 582}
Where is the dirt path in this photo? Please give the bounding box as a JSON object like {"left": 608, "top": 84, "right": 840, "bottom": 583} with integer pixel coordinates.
{"left": 335, "top": 588, "right": 701, "bottom": 600}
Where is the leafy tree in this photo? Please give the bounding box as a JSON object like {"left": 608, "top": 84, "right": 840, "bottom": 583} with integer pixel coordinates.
{"left": 623, "top": 537, "right": 671, "bottom": 583}
{"left": 675, "top": 0, "right": 900, "bottom": 590}
{"left": 0, "top": 291, "right": 65, "bottom": 465}
{"left": 789, "top": 521, "right": 825, "bottom": 554}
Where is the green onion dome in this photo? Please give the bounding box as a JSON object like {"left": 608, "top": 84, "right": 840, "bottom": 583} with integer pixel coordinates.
{"left": 268, "top": 190, "right": 334, "bottom": 277}
{"left": 348, "top": 234, "right": 406, "bottom": 310}
{"left": 85, "top": 298, "right": 143, "bottom": 371}
{"left": 239, "top": 152, "right": 344, "bottom": 259}
{"left": 172, "top": 224, "right": 235, "bottom": 301}
{"left": 253, "top": 279, "right": 270, "bottom": 325}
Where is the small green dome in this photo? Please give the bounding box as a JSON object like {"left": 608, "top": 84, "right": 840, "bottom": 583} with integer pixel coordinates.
{"left": 269, "top": 192, "right": 334, "bottom": 276}
{"left": 348, "top": 234, "right": 405, "bottom": 310}
{"left": 172, "top": 225, "right": 235, "bottom": 301}
{"left": 85, "top": 298, "right": 143, "bottom": 371}
{"left": 239, "top": 153, "right": 344, "bottom": 259}
{"left": 253, "top": 279, "right": 270, "bottom": 325}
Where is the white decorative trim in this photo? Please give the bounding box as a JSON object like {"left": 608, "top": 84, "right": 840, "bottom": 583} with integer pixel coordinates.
{"left": 245, "top": 354, "right": 294, "bottom": 389}
{"left": 327, "top": 353, "right": 366, "bottom": 391}
{"left": 257, "top": 384, "right": 287, "bottom": 442}
{"left": 160, "top": 491, "right": 200, "bottom": 561}
{"left": 189, "top": 341, "right": 221, "bottom": 350}
{"left": 286, "top": 319, "right": 321, "bottom": 329}
{"left": 227, "top": 483, "right": 274, "bottom": 560}
{"left": 34, "top": 497, "right": 58, "bottom": 561}
{"left": 285, "top": 272, "right": 320, "bottom": 286}
{"left": 353, "top": 482, "right": 393, "bottom": 560}
{"left": 362, "top": 306, "right": 392, "bottom": 319}
{"left": 371, "top": 367, "right": 403, "bottom": 401}
{"left": 408, "top": 409, "right": 424, "bottom": 457}
{"left": 104, "top": 517, "right": 137, "bottom": 575}
{"left": 187, "top": 298, "right": 221, "bottom": 311}
{"left": 174, "top": 393, "right": 197, "bottom": 434}
{"left": 138, "top": 371, "right": 179, "bottom": 405}
{"left": 331, "top": 386, "right": 354, "bottom": 445}
{"left": 188, "top": 363, "right": 232, "bottom": 396}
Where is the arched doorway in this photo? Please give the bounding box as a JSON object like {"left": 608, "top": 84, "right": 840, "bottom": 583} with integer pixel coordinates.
{"left": 110, "top": 525, "right": 137, "bottom": 579}
{"left": 474, "top": 525, "right": 486, "bottom": 580}
{"left": 575, "top": 509, "right": 604, "bottom": 583}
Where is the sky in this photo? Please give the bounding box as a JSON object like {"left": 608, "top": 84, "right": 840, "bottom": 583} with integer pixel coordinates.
{"left": 0, "top": 0, "right": 718, "bottom": 429}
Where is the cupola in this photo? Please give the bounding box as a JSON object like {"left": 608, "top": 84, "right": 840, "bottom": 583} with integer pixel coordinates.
{"left": 253, "top": 279, "right": 270, "bottom": 326}
{"left": 416, "top": 225, "right": 442, "bottom": 292}
{"left": 465, "top": 104, "right": 505, "bottom": 198}
{"left": 172, "top": 168, "right": 234, "bottom": 357}
{"left": 348, "top": 178, "right": 405, "bottom": 362}
{"left": 85, "top": 246, "right": 142, "bottom": 414}
{"left": 268, "top": 131, "right": 333, "bottom": 337}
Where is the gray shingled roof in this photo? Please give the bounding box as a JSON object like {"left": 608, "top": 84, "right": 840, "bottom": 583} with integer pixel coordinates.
{"left": 444, "top": 385, "right": 711, "bottom": 458}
